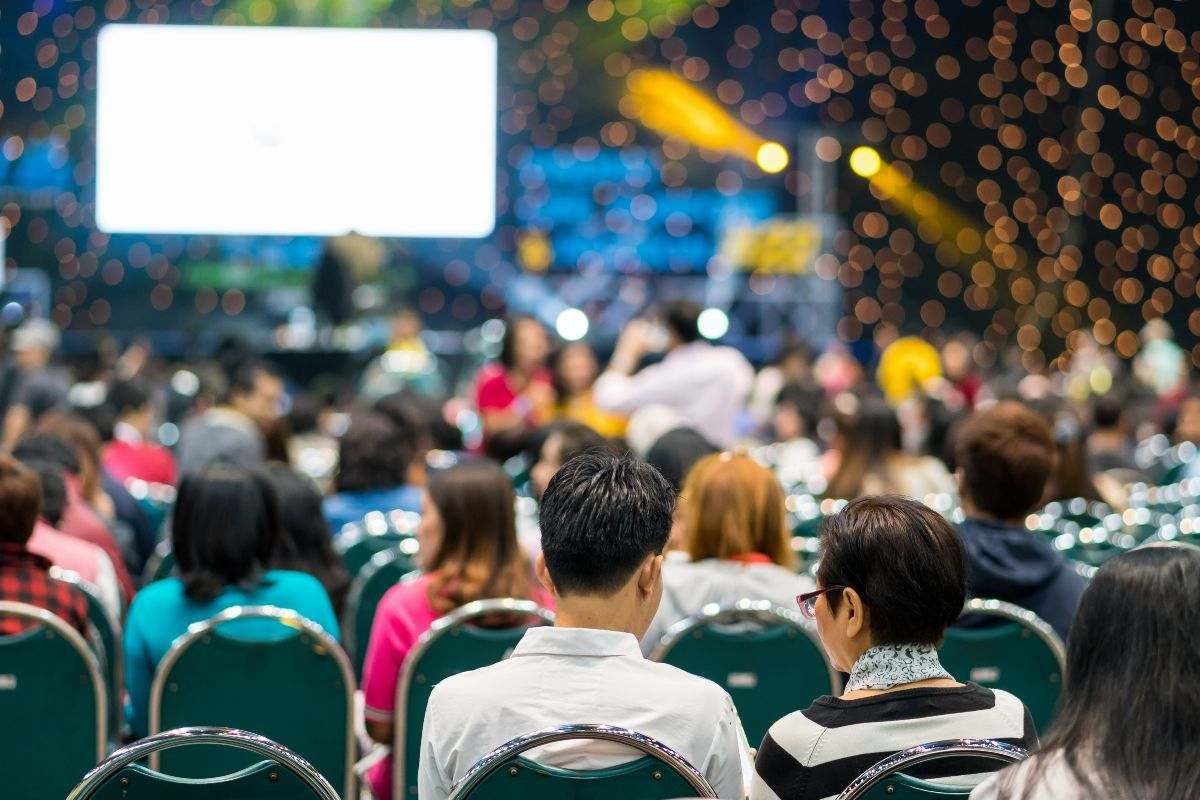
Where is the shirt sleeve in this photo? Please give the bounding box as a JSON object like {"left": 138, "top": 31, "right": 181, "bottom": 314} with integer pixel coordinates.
{"left": 123, "top": 599, "right": 154, "bottom": 738}
{"left": 592, "top": 363, "right": 684, "bottom": 413}
{"left": 361, "top": 588, "right": 418, "bottom": 723}
{"left": 704, "top": 691, "right": 754, "bottom": 800}
{"left": 417, "top": 685, "right": 454, "bottom": 800}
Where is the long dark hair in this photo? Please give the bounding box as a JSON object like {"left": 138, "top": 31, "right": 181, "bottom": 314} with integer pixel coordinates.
{"left": 423, "top": 460, "right": 533, "bottom": 615}
{"left": 262, "top": 464, "right": 350, "bottom": 616}
{"left": 826, "top": 397, "right": 903, "bottom": 499}
{"left": 998, "top": 546, "right": 1200, "bottom": 799}
{"left": 172, "top": 469, "right": 281, "bottom": 602}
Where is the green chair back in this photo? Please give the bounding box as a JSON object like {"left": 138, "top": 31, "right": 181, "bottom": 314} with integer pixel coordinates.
{"left": 67, "top": 727, "right": 341, "bottom": 800}
{"left": 835, "top": 738, "right": 1027, "bottom": 800}
{"left": 344, "top": 548, "right": 417, "bottom": 679}
{"left": 149, "top": 607, "right": 355, "bottom": 800}
{"left": 446, "top": 725, "right": 716, "bottom": 800}
{"left": 335, "top": 510, "right": 420, "bottom": 579}
{"left": 857, "top": 773, "right": 974, "bottom": 799}
{"left": 125, "top": 479, "right": 177, "bottom": 541}
{"left": 52, "top": 568, "right": 123, "bottom": 743}
{"left": 940, "top": 599, "right": 1066, "bottom": 733}
{"left": 395, "top": 599, "right": 555, "bottom": 799}
{"left": 143, "top": 540, "right": 177, "bottom": 585}
{"left": 0, "top": 602, "right": 106, "bottom": 800}
{"left": 650, "top": 601, "right": 838, "bottom": 746}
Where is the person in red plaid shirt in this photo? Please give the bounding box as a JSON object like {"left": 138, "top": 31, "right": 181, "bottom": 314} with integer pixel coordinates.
{"left": 0, "top": 454, "right": 88, "bottom": 636}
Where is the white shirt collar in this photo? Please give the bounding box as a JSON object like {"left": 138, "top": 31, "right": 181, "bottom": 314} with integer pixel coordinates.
{"left": 511, "top": 626, "right": 644, "bottom": 659}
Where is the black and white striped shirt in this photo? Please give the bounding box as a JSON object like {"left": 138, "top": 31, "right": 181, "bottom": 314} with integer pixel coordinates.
{"left": 751, "top": 684, "right": 1037, "bottom": 800}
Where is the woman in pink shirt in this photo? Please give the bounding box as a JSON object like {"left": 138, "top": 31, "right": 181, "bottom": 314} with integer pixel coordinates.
{"left": 361, "top": 460, "right": 553, "bottom": 800}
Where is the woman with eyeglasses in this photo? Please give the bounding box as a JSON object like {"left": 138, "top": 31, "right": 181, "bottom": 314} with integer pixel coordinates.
{"left": 751, "top": 496, "right": 1037, "bottom": 800}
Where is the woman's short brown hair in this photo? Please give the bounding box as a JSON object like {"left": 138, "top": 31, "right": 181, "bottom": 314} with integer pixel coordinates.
{"left": 0, "top": 455, "right": 42, "bottom": 545}
{"left": 955, "top": 401, "right": 1055, "bottom": 520}
{"left": 817, "top": 495, "right": 966, "bottom": 646}
{"left": 681, "top": 453, "right": 795, "bottom": 569}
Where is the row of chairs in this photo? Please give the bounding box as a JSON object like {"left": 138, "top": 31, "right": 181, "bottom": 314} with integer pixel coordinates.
{"left": 64, "top": 724, "right": 1029, "bottom": 800}
{"left": 0, "top": 588, "right": 1066, "bottom": 799}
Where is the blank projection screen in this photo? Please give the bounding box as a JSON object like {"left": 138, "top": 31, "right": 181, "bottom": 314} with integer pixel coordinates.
{"left": 96, "top": 25, "right": 497, "bottom": 237}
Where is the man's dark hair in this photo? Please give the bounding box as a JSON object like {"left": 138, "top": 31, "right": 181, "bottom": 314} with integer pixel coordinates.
{"left": 108, "top": 377, "right": 153, "bottom": 417}
{"left": 644, "top": 427, "right": 717, "bottom": 492}
{"left": 12, "top": 433, "right": 80, "bottom": 476}
{"left": 551, "top": 420, "right": 610, "bottom": 464}
{"left": 225, "top": 360, "right": 282, "bottom": 404}
{"left": 817, "top": 496, "right": 966, "bottom": 646}
{"left": 18, "top": 459, "right": 65, "bottom": 527}
{"left": 955, "top": 401, "right": 1055, "bottom": 520}
{"left": 664, "top": 299, "right": 701, "bottom": 344}
{"left": 335, "top": 411, "right": 414, "bottom": 493}
{"left": 0, "top": 454, "right": 42, "bottom": 545}
{"left": 539, "top": 451, "right": 676, "bottom": 596}
{"left": 1092, "top": 393, "right": 1124, "bottom": 431}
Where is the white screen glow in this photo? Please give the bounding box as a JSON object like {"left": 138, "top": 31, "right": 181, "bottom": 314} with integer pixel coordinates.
{"left": 96, "top": 25, "right": 497, "bottom": 238}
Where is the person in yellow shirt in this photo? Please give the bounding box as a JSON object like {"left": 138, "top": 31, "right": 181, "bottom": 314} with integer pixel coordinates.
{"left": 552, "top": 342, "right": 628, "bottom": 438}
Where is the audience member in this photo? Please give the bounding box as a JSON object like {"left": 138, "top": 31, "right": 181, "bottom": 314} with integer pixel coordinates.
{"left": 767, "top": 382, "right": 825, "bottom": 483}
{"left": 752, "top": 496, "right": 1036, "bottom": 800}
{"left": 0, "top": 454, "right": 88, "bottom": 637}
{"left": 263, "top": 464, "right": 350, "bottom": 617}
{"left": 826, "top": 397, "right": 955, "bottom": 500}
{"left": 19, "top": 458, "right": 121, "bottom": 616}
{"left": 323, "top": 411, "right": 422, "bottom": 533}
{"left": 552, "top": 342, "right": 628, "bottom": 437}
{"left": 594, "top": 300, "right": 754, "bottom": 448}
{"left": 1086, "top": 393, "right": 1138, "bottom": 474}
{"left": 970, "top": 546, "right": 1200, "bottom": 799}
{"left": 12, "top": 434, "right": 135, "bottom": 600}
{"left": 474, "top": 315, "right": 554, "bottom": 460}
{"left": 748, "top": 341, "right": 813, "bottom": 426}
{"left": 1, "top": 319, "right": 70, "bottom": 449}
{"left": 954, "top": 403, "right": 1087, "bottom": 640}
{"left": 644, "top": 426, "right": 718, "bottom": 493}
{"left": 102, "top": 377, "right": 178, "bottom": 486}
{"left": 642, "top": 453, "right": 813, "bottom": 653}
{"left": 1042, "top": 411, "right": 1105, "bottom": 505}
{"left": 417, "top": 452, "right": 750, "bottom": 799}
{"left": 176, "top": 360, "right": 284, "bottom": 474}
{"left": 123, "top": 469, "right": 338, "bottom": 736}
{"left": 362, "top": 460, "right": 551, "bottom": 799}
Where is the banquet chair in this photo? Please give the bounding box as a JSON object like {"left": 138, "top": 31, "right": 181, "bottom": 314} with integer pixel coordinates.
{"left": 835, "top": 738, "right": 1028, "bottom": 800}
{"left": 343, "top": 547, "right": 418, "bottom": 679}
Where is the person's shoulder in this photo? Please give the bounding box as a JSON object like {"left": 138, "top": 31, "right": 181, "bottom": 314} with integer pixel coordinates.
{"left": 377, "top": 574, "right": 433, "bottom": 613}
{"left": 427, "top": 656, "right": 518, "bottom": 708}
{"left": 635, "top": 658, "right": 736, "bottom": 709}
{"left": 128, "top": 577, "right": 186, "bottom": 617}
{"left": 264, "top": 569, "right": 329, "bottom": 597}
{"left": 761, "top": 706, "right": 831, "bottom": 761}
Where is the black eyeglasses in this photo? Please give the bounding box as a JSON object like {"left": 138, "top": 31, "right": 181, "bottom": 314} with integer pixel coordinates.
{"left": 796, "top": 586, "right": 845, "bottom": 620}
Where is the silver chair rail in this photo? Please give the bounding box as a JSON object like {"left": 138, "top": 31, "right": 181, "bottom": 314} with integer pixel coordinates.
{"left": 66, "top": 726, "right": 341, "bottom": 800}
{"left": 835, "top": 738, "right": 1028, "bottom": 800}
{"left": 447, "top": 723, "right": 718, "bottom": 800}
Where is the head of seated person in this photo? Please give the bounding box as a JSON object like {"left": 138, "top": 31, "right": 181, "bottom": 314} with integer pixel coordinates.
{"left": 530, "top": 420, "right": 607, "bottom": 501}
{"left": 681, "top": 452, "right": 794, "bottom": 569}
{"left": 973, "top": 545, "right": 1200, "bottom": 800}
{"left": 812, "top": 495, "right": 965, "bottom": 686}
{"left": 537, "top": 450, "right": 675, "bottom": 637}
{"left": 955, "top": 401, "right": 1054, "bottom": 524}
{"left": 173, "top": 468, "right": 281, "bottom": 603}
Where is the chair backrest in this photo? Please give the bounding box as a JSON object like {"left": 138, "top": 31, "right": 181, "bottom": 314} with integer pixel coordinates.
{"left": 343, "top": 547, "right": 418, "bottom": 679}
{"left": 447, "top": 724, "right": 717, "bottom": 800}
{"left": 335, "top": 509, "right": 420, "bottom": 578}
{"left": 67, "top": 726, "right": 341, "bottom": 800}
{"left": 125, "top": 478, "right": 177, "bottom": 540}
{"left": 835, "top": 738, "right": 1028, "bottom": 800}
{"left": 149, "top": 605, "right": 355, "bottom": 799}
{"left": 394, "top": 598, "right": 555, "bottom": 800}
{"left": 51, "top": 567, "right": 122, "bottom": 743}
{"left": 649, "top": 600, "right": 840, "bottom": 746}
{"left": 940, "top": 599, "right": 1066, "bottom": 732}
{"left": 142, "top": 539, "right": 176, "bottom": 586}
{"left": 0, "top": 601, "right": 106, "bottom": 799}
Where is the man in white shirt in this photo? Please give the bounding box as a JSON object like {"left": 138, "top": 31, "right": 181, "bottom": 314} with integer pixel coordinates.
{"left": 418, "top": 451, "right": 752, "bottom": 800}
{"left": 593, "top": 301, "right": 754, "bottom": 448}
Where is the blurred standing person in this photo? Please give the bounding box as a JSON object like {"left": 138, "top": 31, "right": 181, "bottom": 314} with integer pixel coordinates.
{"left": 551, "top": 342, "right": 627, "bottom": 438}
{"left": 102, "top": 377, "right": 177, "bottom": 486}
{"left": 474, "top": 316, "right": 554, "bottom": 460}
{"left": 1, "top": 319, "right": 70, "bottom": 449}
{"left": 594, "top": 300, "right": 754, "bottom": 448}
{"left": 941, "top": 336, "right": 985, "bottom": 409}
{"left": 748, "top": 341, "right": 813, "bottom": 427}
{"left": 176, "top": 361, "right": 284, "bottom": 475}
{"left": 360, "top": 307, "right": 446, "bottom": 401}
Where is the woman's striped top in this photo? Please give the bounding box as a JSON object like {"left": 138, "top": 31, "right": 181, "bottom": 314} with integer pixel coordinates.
{"left": 750, "top": 684, "right": 1037, "bottom": 800}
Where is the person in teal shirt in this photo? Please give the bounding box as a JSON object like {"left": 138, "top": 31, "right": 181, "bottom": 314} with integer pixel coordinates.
{"left": 124, "top": 469, "right": 340, "bottom": 737}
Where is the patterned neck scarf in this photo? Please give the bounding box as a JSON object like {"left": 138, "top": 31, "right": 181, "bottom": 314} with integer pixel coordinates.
{"left": 844, "top": 644, "right": 953, "bottom": 692}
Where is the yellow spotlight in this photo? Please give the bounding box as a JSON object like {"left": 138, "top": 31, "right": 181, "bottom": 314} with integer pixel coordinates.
{"left": 755, "top": 142, "right": 789, "bottom": 173}
{"left": 849, "top": 146, "right": 882, "bottom": 178}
